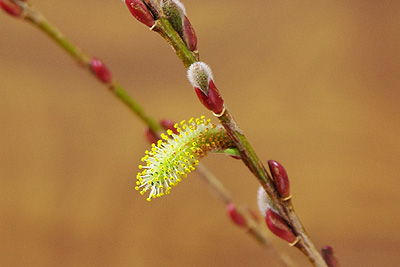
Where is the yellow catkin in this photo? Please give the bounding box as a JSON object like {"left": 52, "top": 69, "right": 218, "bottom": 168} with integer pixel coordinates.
{"left": 136, "top": 116, "right": 235, "bottom": 201}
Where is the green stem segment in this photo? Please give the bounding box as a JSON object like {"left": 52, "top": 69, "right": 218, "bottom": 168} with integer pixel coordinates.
{"left": 37, "top": 19, "right": 90, "bottom": 65}
{"left": 113, "top": 85, "right": 161, "bottom": 132}
{"left": 145, "top": 2, "right": 328, "bottom": 266}
{"left": 5, "top": 0, "right": 303, "bottom": 265}
{"left": 152, "top": 17, "right": 198, "bottom": 68}
{"left": 219, "top": 110, "right": 327, "bottom": 267}
{"left": 19, "top": 2, "right": 162, "bottom": 134}
{"left": 13, "top": 4, "right": 265, "bottom": 247}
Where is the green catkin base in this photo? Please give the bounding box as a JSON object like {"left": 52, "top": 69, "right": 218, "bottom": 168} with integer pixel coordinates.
{"left": 136, "top": 116, "right": 236, "bottom": 201}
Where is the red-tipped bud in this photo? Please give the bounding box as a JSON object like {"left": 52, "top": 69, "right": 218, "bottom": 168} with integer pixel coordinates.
{"left": 227, "top": 203, "right": 247, "bottom": 228}
{"left": 321, "top": 246, "right": 339, "bottom": 267}
{"left": 125, "top": 0, "right": 155, "bottom": 28}
{"left": 0, "top": 0, "right": 22, "bottom": 18}
{"left": 266, "top": 209, "right": 297, "bottom": 244}
{"left": 182, "top": 15, "right": 197, "bottom": 51}
{"left": 187, "top": 62, "right": 224, "bottom": 114}
{"left": 194, "top": 80, "right": 224, "bottom": 114}
{"left": 160, "top": 119, "right": 178, "bottom": 134}
{"left": 145, "top": 128, "right": 159, "bottom": 144}
{"left": 90, "top": 57, "right": 112, "bottom": 84}
{"left": 268, "top": 160, "right": 290, "bottom": 198}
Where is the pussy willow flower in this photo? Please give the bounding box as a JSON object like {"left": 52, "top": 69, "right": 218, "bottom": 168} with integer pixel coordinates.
{"left": 136, "top": 116, "right": 236, "bottom": 201}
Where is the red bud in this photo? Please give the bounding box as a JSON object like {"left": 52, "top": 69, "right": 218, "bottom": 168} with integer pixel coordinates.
{"left": 321, "top": 246, "right": 339, "bottom": 267}
{"left": 90, "top": 57, "right": 112, "bottom": 84}
{"left": 265, "top": 209, "right": 296, "bottom": 243}
{"left": 160, "top": 119, "right": 178, "bottom": 134}
{"left": 145, "top": 128, "right": 159, "bottom": 144}
{"left": 195, "top": 80, "right": 224, "bottom": 114}
{"left": 227, "top": 203, "right": 247, "bottom": 228}
{"left": 0, "top": 0, "right": 22, "bottom": 17}
{"left": 182, "top": 15, "right": 197, "bottom": 51}
{"left": 125, "top": 0, "right": 155, "bottom": 28}
{"left": 268, "top": 160, "right": 290, "bottom": 198}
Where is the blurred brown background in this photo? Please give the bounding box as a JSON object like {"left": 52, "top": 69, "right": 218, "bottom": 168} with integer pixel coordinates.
{"left": 1, "top": 1, "right": 399, "bottom": 266}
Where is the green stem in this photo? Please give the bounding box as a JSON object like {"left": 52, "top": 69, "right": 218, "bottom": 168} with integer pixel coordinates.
{"left": 10, "top": 5, "right": 271, "bottom": 252}
{"left": 5, "top": 1, "right": 295, "bottom": 265}
{"left": 113, "top": 85, "right": 161, "bottom": 132}
{"left": 37, "top": 19, "right": 90, "bottom": 65}
{"left": 219, "top": 110, "right": 326, "bottom": 266}
{"left": 32, "top": 11, "right": 269, "bottom": 251}
{"left": 152, "top": 17, "right": 198, "bottom": 68}
{"left": 146, "top": 3, "right": 328, "bottom": 267}
{"left": 18, "top": 1, "right": 162, "bottom": 134}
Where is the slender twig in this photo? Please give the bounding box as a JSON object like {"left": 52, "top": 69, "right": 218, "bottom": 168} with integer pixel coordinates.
{"left": 4, "top": 0, "right": 285, "bottom": 262}
{"left": 143, "top": 1, "right": 328, "bottom": 266}
{"left": 10, "top": 0, "right": 162, "bottom": 134}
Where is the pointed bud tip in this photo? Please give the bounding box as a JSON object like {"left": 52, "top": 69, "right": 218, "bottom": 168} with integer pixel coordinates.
{"left": 183, "top": 15, "right": 197, "bottom": 51}
{"left": 268, "top": 160, "right": 290, "bottom": 198}
{"left": 90, "top": 57, "right": 112, "bottom": 84}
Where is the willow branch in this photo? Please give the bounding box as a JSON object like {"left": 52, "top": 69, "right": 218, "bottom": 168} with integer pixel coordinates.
{"left": 4, "top": 0, "right": 275, "bottom": 257}
{"left": 145, "top": 2, "right": 328, "bottom": 266}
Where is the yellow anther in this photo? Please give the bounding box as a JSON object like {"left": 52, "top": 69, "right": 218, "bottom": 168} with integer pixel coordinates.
{"left": 161, "top": 133, "right": 168, "bottom": 140}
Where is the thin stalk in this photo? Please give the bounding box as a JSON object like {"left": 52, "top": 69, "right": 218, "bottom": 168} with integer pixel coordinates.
{"left": 152, "top": 17, "right": 198, "bottom": 68}
{"left": 6, "top": 0, "right": 279, "bottom": 260}
{"left": 143, "top": 1, "right": 328, "bottom": 266}
{"left": 13, "top": 0, "right": 162, "bottom": 134}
